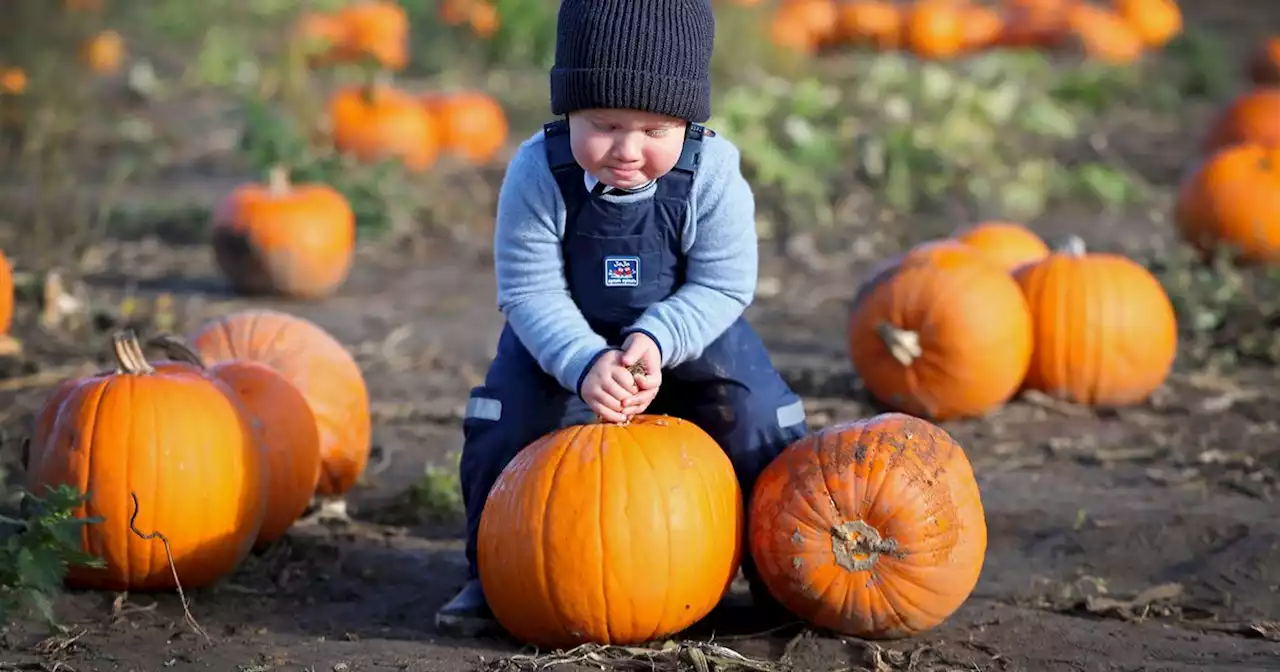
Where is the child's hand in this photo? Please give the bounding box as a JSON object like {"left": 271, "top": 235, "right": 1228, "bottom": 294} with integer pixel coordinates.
{"left": 581, "top": 349, "right": 638, "bottom": 423}
{"left": 621, "top": 332, "right": 662, "bottom": 417}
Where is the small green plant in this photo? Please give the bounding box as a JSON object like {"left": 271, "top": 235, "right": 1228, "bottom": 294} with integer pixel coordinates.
{"left": 0, "top": 484, "right": 106, "bottom": 626}
{"left": 409, "top": 452, "right": 464, "bottom": 522}
{"left": 1150, "top": 245, "right": 1280, "bottom": 370}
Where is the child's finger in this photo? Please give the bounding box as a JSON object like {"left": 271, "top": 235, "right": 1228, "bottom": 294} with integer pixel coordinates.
{"left": 600, "top": 377, "right": 634, "bottom": 402}
{"left": 610, "top": 367, "right": 639, "bottom": 393}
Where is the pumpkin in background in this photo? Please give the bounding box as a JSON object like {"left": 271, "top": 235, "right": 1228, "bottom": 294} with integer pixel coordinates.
{"left": 1174, "top": 142, "right": 1280, "bottom": 264}
{"left": 187, "top": 309, "right": 371, "bottom": 497}
{"left": 749, "top": 412, "right": 987, "bottom": 639}
{"left": 329, "top": 79, "right": 440, "bottom": 171}
{"left": 24, "top": 331, "right": 266, "bottom": 591}
{"left": 1201, "top": 88, "right": 1280, "bottom": 154}
{"left": 770, "top": 0, "right": 838, "bottom": 54}
{"left": 953, "top": 221, "right": 1050, "bottom": 271}
{"left": 148, "top": 336, "right": 322, "bottom": 550}
{"left": 0, "top": 249, "right": 12, "bottom": 336}
{"left": 848, "top": 241, "right": 1033, "bottom": 420}
{"left": 422, "top": 90, "right": 510, "bottom": 165}
{"left": 998, "top": 0, "right": 1071, "bottom": 49}
{"left": 333, "top": 0, "right": 409, "bottom": 70}
{"left": 960, "top": 5, "right": 1004, "bottom": 52}
{"left": 905, "top": 0, "right": 967, "bottom": 59}
{"left": 80, "top": 30, "right": 124, "bottom": 75}
{"left": 477, "top": 415, "right": 743, "bottom": 648}
{"left": 1247, "top": 37, "right": 1280, "bottom": 85}
{"left": 1066, "top": 3, "right": 1144, "bottom": 65}
{"left": 1111, "top": 0, "right": 1182, "bottom": 49}
{"left": 1013, "top": 236, "right": 1177, "bottom": 406}
{"left": 210, "top": 166, "right": 355, "bottom": 300}
{"left": 292, "top": 11, "right": 348, "bottom": 67}
{"left": 836, "top": 1, "right": 903, "bottom": 49}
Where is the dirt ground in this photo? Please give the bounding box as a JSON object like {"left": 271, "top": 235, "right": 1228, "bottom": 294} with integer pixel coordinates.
{"left": 1, "top": 203, "right": 1279, "bottom": 672}
{"left": 4, "top": 3, "right": 1280, "bottom": 670}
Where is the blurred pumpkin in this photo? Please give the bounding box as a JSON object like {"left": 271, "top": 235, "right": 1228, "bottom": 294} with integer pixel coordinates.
{"left": 960, "top": 5, "right": 1005, "bottom": 52}
{"left": 1013, "top": 236, "right": 1177, "bottom": 406}
{"left": 334, "top": 0, "right": 409, "bottom": 70}
{"left": 24, "top": 331, "right": 266, "bottom": 591}
{"left": 292, "top": 11, "right": 347, "bottom": 66}
{"left": 1246, "top": 37, "right": 1280, "bottom": 85}
{"left": 187, "top": 309, "right": 371, "bottom": 498}
{"left": 1201, "top": 88, "right": 1280, "bottom": 154}
{"left": 1067, "top": 3, "right": 1145, "bottom": 64}
{"left": 210, "top": 166, "right": 355, "bottom": 299}
{"left": 953, "top": 220, "right": 1050, "bottom": 271}
{"left": 467, "top": 1, "right": 500, "bottom": 39}
{"left": 836, "top": 1, "right": 904, "bottom": 49}
{"left": 1174, "top": 142, "right": 1280, "bottom": 264}
{"left": 749, "top": 412, "right": 987, "bottom": 639}
{"left": 905, "top": 0, "right": 968, "bottom": 59}
{"left": 81, "top": 30, "right": 124, "bottom": 74}
{"left": 421, "top": 90, "right": 509, "bottom": 165}
{"left": 329, "top": 79, "right": 440, "bottom": 171}
{"left": 1111, "top": 0, "right": 1181, "bottom": 49}
{"left": 0, "top": 249, "right": 12, "bottom": 336}
{"left": 148, "top": 336, "right": 322, "bottom": 551}
{"left": 478, "top": 415, "right": 742, "bottom": 648}
{"left": 847, "top": 241, "right": 1033, "bottom": 420}
{"left": 0, "top": 67, "right": 27, "bottom": 95}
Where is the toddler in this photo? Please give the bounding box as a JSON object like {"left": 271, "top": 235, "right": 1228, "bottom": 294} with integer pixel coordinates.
{"left": 436, "top": 0, "right": 809, "bottom": 637}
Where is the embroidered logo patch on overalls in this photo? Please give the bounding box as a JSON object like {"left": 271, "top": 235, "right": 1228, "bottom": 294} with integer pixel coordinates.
{"left": 604, "top": 256, "right": 640, "bottom": 287}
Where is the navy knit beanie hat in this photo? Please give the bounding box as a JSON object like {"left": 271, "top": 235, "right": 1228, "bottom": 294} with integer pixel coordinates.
{"left": 549, "top": 0, "right": 716, "bottom": 123}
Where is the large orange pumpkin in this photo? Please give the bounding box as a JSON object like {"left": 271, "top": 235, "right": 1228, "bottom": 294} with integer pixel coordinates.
{"left": 953, "top": 220, "right": 1050, "bottom": 272}
{"left": 749, "top": 412, "right": 987, "bottom": 639}
{"left": 847, "top": 241, "right": 1034, "bottom": 420}
{"left": 186, "top": 309, "right": 371, "bottom": 497}
{"left": 1013, "top": 236, "right": 1177, "bottom": 406}
{"left": 148, "top": 336, "right": 323, "bottom": 550}
{"left": 210, "top": 166, "right": 356, "bottom": 299}
{"left": 24, "top": 331, "right": 266, "bottom": 591}
{"left": 477, "top": 415, "right": 743, "bottom": 648}
{"left": 1174, "top": 142, "right": 1280, "bottom": 264}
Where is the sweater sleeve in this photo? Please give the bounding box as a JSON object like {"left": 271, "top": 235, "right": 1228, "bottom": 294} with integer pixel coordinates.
{"left": 493, "top": 137, "right": 611, "bottom": 394}
{"left": 624, "top": 136, "right": 758, "bottom": 367}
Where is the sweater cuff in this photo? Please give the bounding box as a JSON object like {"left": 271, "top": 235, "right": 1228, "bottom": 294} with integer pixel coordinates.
{"left": 624, "top": 316, "right": 676, "bottom": 367}
{"left": 571, "top": 347, "right": 619, "bottom": 399}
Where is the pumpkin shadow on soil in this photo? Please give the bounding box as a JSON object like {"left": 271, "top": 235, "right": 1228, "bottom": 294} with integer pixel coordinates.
{"left": 80, "top": 270, "right": 239, "bottom": 299}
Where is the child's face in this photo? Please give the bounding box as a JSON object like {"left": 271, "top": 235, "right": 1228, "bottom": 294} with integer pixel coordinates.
{"left": 568, "top": 109, "right": 688, "bottom": 190}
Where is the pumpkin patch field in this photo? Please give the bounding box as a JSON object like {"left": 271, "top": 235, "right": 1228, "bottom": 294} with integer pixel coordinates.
{"left": 4, "top": 0, "right": 1280, "bottom": 670}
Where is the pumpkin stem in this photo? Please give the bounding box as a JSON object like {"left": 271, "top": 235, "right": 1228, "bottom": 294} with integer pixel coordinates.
{"left": 146, "top": 334, "right": 208, "bottom": 368}
{"left": 266, "top": 165, "right": 291, "bottom": 196}
{"left": 830, "top": 519, "right": 898, "bottom": 572}
{"left": 1058, "top": 235, "right": 1087, "bottom": 257}
{"left": 111, "top": 330, "right": 155, "bottom": 375}
{"left": 875, "top": 323, "right": 922, "bottom": 367}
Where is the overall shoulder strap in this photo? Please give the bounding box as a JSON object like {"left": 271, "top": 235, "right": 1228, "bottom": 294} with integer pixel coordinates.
{"left": 542, "top": 119, "right": 589, "bottom": 238}
{"left": 656, "top": 122, "right": 713, "bottom": 203}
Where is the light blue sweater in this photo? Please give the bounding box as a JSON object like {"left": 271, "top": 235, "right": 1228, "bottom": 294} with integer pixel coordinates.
{"left": 493, "top": 129, "right": 759, "bottom": 394}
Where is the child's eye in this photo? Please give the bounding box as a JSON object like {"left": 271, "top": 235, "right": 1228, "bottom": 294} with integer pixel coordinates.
{"left": 645, "top": 128, "right": 670, "bottom": 138}
{"left": 593, "top": 121, "right": 618, "bottom": 132}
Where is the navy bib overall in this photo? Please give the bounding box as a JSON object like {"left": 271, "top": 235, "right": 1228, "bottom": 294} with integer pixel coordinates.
{"left": 460, "top": 120, "right": 808, "bottom": 583}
